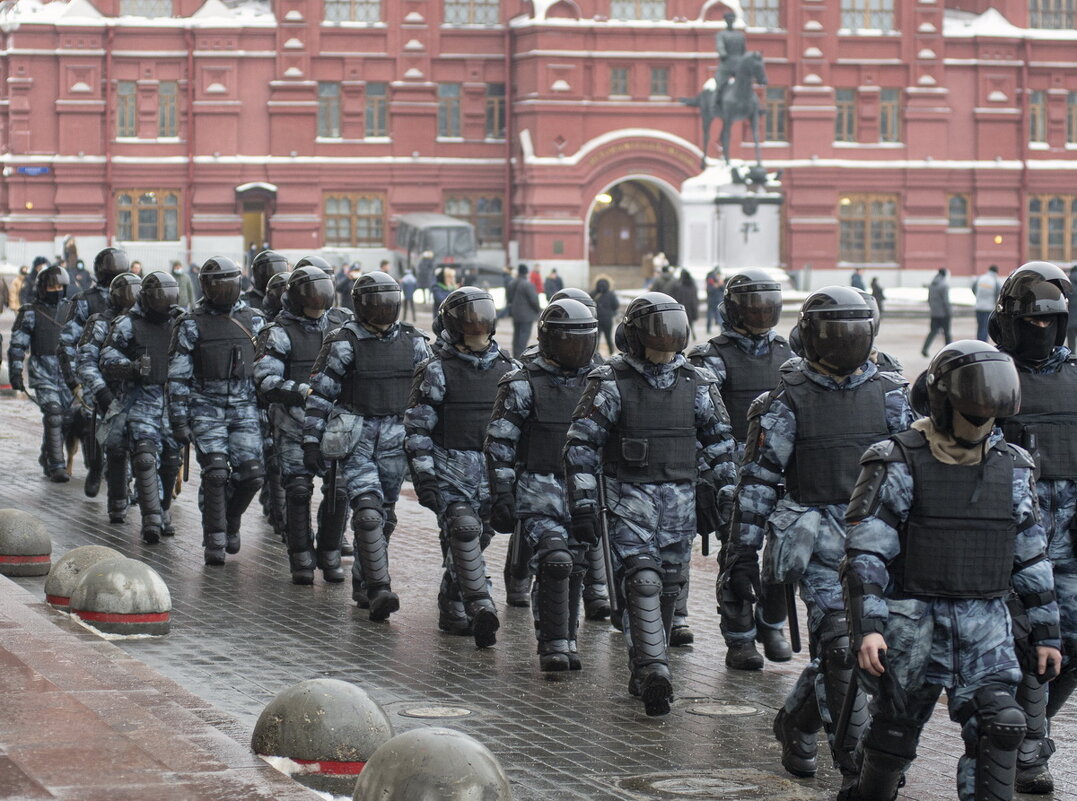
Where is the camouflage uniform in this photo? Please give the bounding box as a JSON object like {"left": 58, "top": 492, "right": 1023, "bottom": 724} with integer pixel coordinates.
{"left": 844, "top": 428, "right": 1060, "bottom": 801}
{"left": 728, "top": 358, "right": 912, "bottom": 775}
{"left": 58, "top": 285, "right": 110, "bottom": 478}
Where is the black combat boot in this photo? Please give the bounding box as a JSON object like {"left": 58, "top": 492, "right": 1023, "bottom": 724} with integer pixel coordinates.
{"left": 202, "top": 454, "right": 230, "bottom": 565}
{"left": 626, "top": 561, "right": 673, "bottom": 717}
{"left": 132, "top": 441, "right": 162, "bottom": 544}
{"left": 535, "top": 543, "right": 573, "bottom": 672}
{"left": 105, "top": 449, "right": 129, "bottom": 524}
{"left": 43, "top": 405, "right": 69, "bottom": 483}
{"left": 581, "top": 542, "right": 611, "bottom": 620}
{"left": 352, "top": 495, "right": 398, "bottom": 619}
{"left": 315, "top": 488, "right": 348, "bottom": 584}
{"left": 285, "top": 477, "right": 316, "bottom": 584}
{"left": 773, "top": 704, "right": 821, "bottom": 778}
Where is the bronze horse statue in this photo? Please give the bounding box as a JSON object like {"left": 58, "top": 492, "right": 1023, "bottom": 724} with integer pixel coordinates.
{"left": 682, "top": 51, "right": 768, "bottom": 170}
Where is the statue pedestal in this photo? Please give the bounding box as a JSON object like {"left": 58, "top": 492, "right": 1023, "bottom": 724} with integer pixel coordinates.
{"left": 680, "top": 162, "right": 783, "bottom": 278}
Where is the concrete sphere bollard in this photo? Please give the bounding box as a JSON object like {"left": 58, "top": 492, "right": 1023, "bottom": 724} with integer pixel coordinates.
{"left": 0, "top": 509, "right": 52, "bottom": 577}
{"left": 69, "top": 557, "right": 171, "bottom": 635}
{"left": 252, "top": 678, "right": 392, "bottom": 783}
{"left": 44, "top": 545, "right": 124, "bottom": 610}
{"left": 353, "top": 727, "right": 512, "bottom": 801}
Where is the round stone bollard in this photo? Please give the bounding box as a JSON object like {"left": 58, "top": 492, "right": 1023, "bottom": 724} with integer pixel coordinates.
{"left": 252, "top": 678, "right": 392, "bottom": 791}
{"left": 44, "top": 545, "right": 124, "bottom": 610}
{"left": 69, "top": 557, "right": 171, "bottom": 635}
{"left": 353, "top": 727, "right": 512, "bottom": 801}
{"left": 0, "top": 509, "right": 52, "bottom": 577}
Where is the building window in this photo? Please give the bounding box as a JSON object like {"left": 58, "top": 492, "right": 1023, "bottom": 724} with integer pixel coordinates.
{"left": 324, "top": 194, "right": 386, "bottom": 247}
{"left": 610, "top": 0, "right": 666, "bottom": 19}
{"left": 445, "top": 194, "right": 504, "bottom": 246}
{"left": 116, "top": 191, "right": 180, "bottom": 241}
{"left": 1028, "top": 195, "right": 1077, "bottom": 262}
{"left": 650, "top": 67, "right": 669, "bottom": 97}
{"left": 324, "top": 0, "right": 380, "bottom": 22}
{"left": 1029, "top": 0, "right": 1075, "bottom": 28}
{"left": 1029, "top": 90, "right": 1047, "bottom": 143}
{"left": 839, "top": 194, "right": 899, "bottom": 263}
{"left": 158, "top": 81, "right": 178, "bottom": 137}
{"left": 1068, "top": 92, "right": 1077, "bottom": 145}
{"left": 947, "top": 195, "right": 970, "bottom": 229}
{"left": 764, "top": 87, "right": 787, "bottom": 142}
{"left": 444, "top": 0, "right": 499, "bottom": 24}
{"left": 438, "top": 83, "right": 461, "bottom": 138}
{"left": 318, "top": 83, "right": 341, "bottom": 138}
{"left": 840, "top": 0, "right": 893, "bottom": 30}
{"left": 365, "top": 82, "right": 387, "bottom": 137}
{"left": 879, "top": 88, "right": 900, "bottom": 143}
{"left": 485, "top": 83, "right": 505, "bottom": 139}
{"left": 116, "top": 81, "right": 136, "bottom": 137}
{"left": 610, "top": 67, "right": 629, "bottom": 97}
{"left": 743, "top": 0, "right": 781, "bottom": 28}
{"left": 835, "top": 89, "right": 857, "bottom": 142}
{"left": 119, "top": 0, "right": 173, "bottom": 16}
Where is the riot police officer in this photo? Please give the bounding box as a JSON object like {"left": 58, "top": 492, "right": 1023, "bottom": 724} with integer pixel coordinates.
{"left": 262, "top": 272, "right": 289, "bottom": 322}
{"left": 405, "top": 287, "right": 517, "bottom": 647}
{"left": 244, "top": 250, "right": 289, "bottom": 311}
{"left": 292, "top": 255, "right": 355, "bottom": 330}
{"left": 168, "top": 257, "right": 265, "bottom": 565}
{"left": 100, "top": 272, "right": 182, "bottom": 543}
{"left": 988, "top": 262, "right": 1077, "bottom": 794}
{"left": 487, "top": 299, "right": 600, "bottom": 671}
{"left": 8, "top": 265, "right": 75, "bottom": 482}
{"left": 856, "top": 289, "right": 902, "bottom": 373}
{"left": 255, "top": 266, "right": 347, "bottom": 584}
{"left": 688, "top": 268, "right": 792, "bottom": 666}
{"left": 565, "top": 292, "right": 737, "bottom": 716}
{"left": 304, "top": 272, "right": 431, "bottom": 616}
{"left": 721, "top": 286, "right": 912, "bottom": 780}
{"left": 841, "top": 340, "right": 1062, "bottom": 801}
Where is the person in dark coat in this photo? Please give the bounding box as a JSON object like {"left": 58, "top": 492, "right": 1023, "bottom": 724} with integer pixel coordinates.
{"left": 508, "top": 264, "right": 541, "bottom": 358}
{"left": 590, "top": 275, "right": 619, "bottom": 355}
{"left": 416, "top": 251, "right": 435, "bottom": 303}
{"left": 431, "top": 267, "right": 455, "bottom": 314}
{"left": 870, "top": 276, "right": 885, "bottom": 319}
{"left": 921, "top": 268, "right": 952, "bottom": 357}
{"left": 670, "top": 269, "right": 700, "bottom": 341}
{"left": 543, "top": 269, "right": 564, "bottom": 300}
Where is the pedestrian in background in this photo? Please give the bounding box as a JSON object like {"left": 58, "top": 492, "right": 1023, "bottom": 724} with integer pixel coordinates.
{"left": 671, "top": 268, "right": 699, "bottom": 341}
{"left": 850, "top": 267, "right": 866, "bottom": 290}
{"left": 171, "top": 260, "right": 196, "bottom": 309}
{"left": 431, "top": 267, "right": 455, "bottom": 314}
{"left": 705, "top": 267, "right": 724, "bottom": 334}
{"left": 129, "top": 260, "right": 143, "bottom": 277}
{"left": 972, "top": 264, "right": 1002, "bottom": 341}
{"left": 528, "top": 264, "right": 544, "bottom": 296}
{"left": 417, "top": 251, "right": 435, "bottom": 303}
{"left": 921, "top": 268, "right": 952, "bottom": 356}
{"left": 509, "top": 263, "right": 541, "bottom": 358}
{"left": 590, "top": 275, "right": 619, "bottom": 355}
{"left": 10, "top": 266, "right": 28, "bottom": 309}
{"left": 870, "top": 276, "right": 885, "bottom": 319}
{"left": 543, "top": 268, "right": 563, "bottom": 300}
{"left": 400, "top": 268, "right": 417, "bottom": 321}
{"left": 70, "top": 260, "right": 94, "bottom": 293}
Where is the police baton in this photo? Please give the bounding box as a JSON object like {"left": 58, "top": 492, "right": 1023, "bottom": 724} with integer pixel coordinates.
{"left": 88, "top": 406, "right": 98, "bottom": 467}
{"left": 327, "top": 459, "right": 338, "bottom": 515}
{"left": 508, "top": 522, "right": 530, "bottom": 581}
{"left": 182, "top": 442, "right": 190, "bottom": 483}
{"left": 597, "top": 478, "right": 621, "bottom": 619}
{"left": 785, "top": 583, "right": 802, "bottom": 654}
{"left": 834, "top": 659, "right": 864, "bottom": 754}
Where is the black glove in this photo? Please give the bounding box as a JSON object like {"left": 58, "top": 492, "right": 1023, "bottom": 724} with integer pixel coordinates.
{"left": 277, "top": 386, "right": 306, "bottom": 407}
{"left": 570, "top": 508, "right": 601, "bottom": 547}
{"left": 170, "top": 418, "right": 191, "bottom": 446}
{"left": 489, "top": 493, "right": 516, "bottom": 534}
{"left": 415, "top": 479, "right": 443, "bottom": 513}
{"left": 722, "top": 547, "right": 761, "bottom": 604}
{"left": 9, "top": 371, "right": 25, "bottom": 393}
{"left": 302, "top": 442, "right": 322, "bottom": 475}
{"left": 95, "top": 388, "right": 114, "bottom": 411}
{"left": 695, "top": 484, "right": 721, "bottom": 536}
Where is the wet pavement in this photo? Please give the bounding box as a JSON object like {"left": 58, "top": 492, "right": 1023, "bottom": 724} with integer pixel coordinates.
{"left": 0, "top": 305, "right": 1073, "bottom": 801}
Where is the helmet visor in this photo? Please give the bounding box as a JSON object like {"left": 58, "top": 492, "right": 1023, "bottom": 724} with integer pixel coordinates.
{"left": 203, "top": 275, "right": 241, "bottom": 308}
{"left": 543, "top": 328, "right": 598, "bottom": 369}
{"left": 357, "top": 289, "right": 402, "bottom": 327}
{"left": 807, "top": 318, "right": 873, "bottom": 375}
{"left": 938, "top": 353, "right": 1020, "bottom": 420}
{"left": 635, "top": 307, "right": 690, "bottom": 354}
{"left": 447, "top": 297, "right": 498, "bottom": 337}
{"left": 142, "top": 284, "right": 179, "bottom": 314}
{"left": 110, "top": 282, "right": 140, "bottom": 312}
{"left": 292, "top": 275, "right": 335, "bottom": 313}
{"left": 732, "top": 289, "right": 782, "bottom": 331}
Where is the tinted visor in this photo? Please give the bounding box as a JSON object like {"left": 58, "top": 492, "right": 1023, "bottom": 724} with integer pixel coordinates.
{"left": 293, "top": 275, "right": 335, "bottom": 312}
{"left": 732, "top": 289, "right": 782, "bottom": 331}
{"left": 203, "top": 275, "right": 241, "bottom": 308}
{"left": 543, "top": 328, "right": 598, "bottom": 369}
{"left": 142, "top": 284, "right": 179, "bottom": 314}
{"left": 808, "top": 318, "right": 873, "bottom": 375}
{"left": 635, "top": 307, "right": 690, "bottom": 354}
{"left": 110, "top": 282, "right": 141, "bottom": 312}
{"left": 446, "top": 297, "right": 497, "bottom": 338}
{"left": 938, "top": 353, "right": 1020, "bottom": 420}
{"left": 357, "top": 288, "right": 402, "bottom": 327}
{"left": 1015, "top": 281, "right": 1068, "bottom": 318}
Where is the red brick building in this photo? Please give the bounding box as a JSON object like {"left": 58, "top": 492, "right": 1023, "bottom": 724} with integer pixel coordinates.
{"left": 1, "top": 0, "right": 1075, "bottom": 288}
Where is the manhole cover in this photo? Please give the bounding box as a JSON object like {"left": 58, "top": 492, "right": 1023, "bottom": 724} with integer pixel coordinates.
{"left": 617, "top": 770, "right": 820, "bottom": 799}
{"left": 685, "top": 702, "right": 759, "bottom": 717}
{"left": 398, "top": 705, "right": 473, "bottom": 719}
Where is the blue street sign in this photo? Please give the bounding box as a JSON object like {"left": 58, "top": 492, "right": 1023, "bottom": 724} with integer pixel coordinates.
{"left": 16, "top": 166, "right": 51, "bottom": 176}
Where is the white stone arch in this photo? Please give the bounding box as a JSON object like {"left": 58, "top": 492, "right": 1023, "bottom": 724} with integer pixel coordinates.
{"left": 533, "top": 0, "right": 582, "bottom": 20}
{"left": 584, "top": 173, "right": 684, "bottom": 271}
{"left": 699, "top": 0, "right": 743, "bottom": 23}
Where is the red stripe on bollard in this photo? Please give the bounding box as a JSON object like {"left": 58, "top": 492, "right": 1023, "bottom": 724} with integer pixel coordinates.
{"left": 73, "top": 610, "right": 171, "bottom": 624}
{"left": 45, "top": 594, "right": 70, "bottom": 606}
{"left": 291, "top": 758, "right": 367, "bottom": 775}
{"left": 0, "top": 554, "right": 50, "bottom": 563}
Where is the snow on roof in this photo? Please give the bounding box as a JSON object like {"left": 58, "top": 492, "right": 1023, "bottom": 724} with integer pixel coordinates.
{"left": 0, "top": 0, "right": 275, "bottom": 29}
{"left": 944, "top": 7, "right": 1077, "bottom": 40}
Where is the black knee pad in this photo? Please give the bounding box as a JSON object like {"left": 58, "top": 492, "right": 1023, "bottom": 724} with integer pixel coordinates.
{"left": 445, "top": 502, "right": 482, "bottom": 543}
{"left": 353, "top": 494, "right": 384, "bottom": 532}
{"left": 537, "top": 536, "right": 573, "bottom": 580}
{"left": 624, "top": 556, "right": 663, "bottom": 599}
{"left": 863, "top": 714, "right": 921, "bottom": 762}
{"left": 233, "top": 458, "right": 264, "bottom": 490}
{"left": 968, "top": 687, "right": 1027, "bottom": 752}
{"left": 132, "top": 442, "right": 156, "bottom": 471}
{"left": 203, "top": 453, "right": 230, "bottom": 488}
{"left": 160, "top": 448, "right": 182, "bottom": 472}
{"left": 285, "top": 474, "right": 314, "bottom": 501}
{"left": 43, "top": 401, "right": 63, "bottom": 417}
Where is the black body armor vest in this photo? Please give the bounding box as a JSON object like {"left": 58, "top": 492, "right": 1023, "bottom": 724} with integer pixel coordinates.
{"left": 890, "top": 429, "right": 1017, "bottom": 599}
{"left": 709, "top": 335, "right": 790, "bottom": 442}
{"left": 1001, "top": 363, "right": 1077, "bottom": 481}
{"left": 80, "top": 288, "right": 108, "bottom": 320}
{"left": 784, "top": 369, "right": 896, "bottom": 505}
{"left": 431, "top": 349, "right": 513, "bottom": 451}
{"left": 604, "top": 361, "right": 698, "bottom": 483}
{"left": 30, "top": 301, "right": 68, "bottom": 356}
{"left": 191, "top": 307, "right": 257, "bottom": 382}
{"left": 129, "top": 313, "right": 172, "bottom": 385}
{"left": 339, "top": 325, "right": 419, "bottom": 417}
{"left": 519, "top": 363, "right": 587, "bottom": 476}
{"left": 276, "top": 318, "right": 324, "bottom": 383}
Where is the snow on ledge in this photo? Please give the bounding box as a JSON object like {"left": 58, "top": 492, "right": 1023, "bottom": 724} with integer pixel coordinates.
{"left": 944, "top": 7, "right": 1077, "bottom": 40}
{"left": 0, "top": 0, "right": 276, "bottom": 28}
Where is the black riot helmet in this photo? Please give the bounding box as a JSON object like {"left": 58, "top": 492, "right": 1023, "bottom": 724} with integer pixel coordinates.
{"left": 199, "top": 256, "right": 243, "bottom": 311}
{"left": 263, "top": 272, "right": 289, "bottom": 319}
{"left": 108, "top": 272, "right": 142, "bottom": 313}
{"left": 549, "top": 287, "right": 598, "bottom": 318}
{"left": 352, "top": 271, "right": 402, "bottom": 329}
{"left": 924, "top": 340, "right": 1020, "bottom": 443}
{"left": 139, "top": 271, "right": 179, "bottom": 317}
{"left": 797, "top": 286, "right": 874, "bottom": 376}
{"left": 284, "top": 266, "right": 335, "bottom": 319}
{"left": 93, "top": 247, "right": 131, "bottom": 286}
{"left": 293, "top": 254, "right": 334, "bottom": 276}
{"left": 251, "top": 250, "right": 289, "bottom": 294}
{"left": 36, "top": 264, "right": 70, "bottom": 302}
{"left": 622, "top": 292, "right": 689, "bottom": 361}
{"left": 538, "top": 298, "right": 599, "bottom": 369}
{"left": 724, "top": 268, "right": 782, "bottom": 334}
{"left": 989, "top": 261, "right": 1071, "bottom": 365}
{"left": 855, "top": 289, "right": 882, "bottom": 336}
{"left": 440, "top": 287, "right": 498, "bottom": 349}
